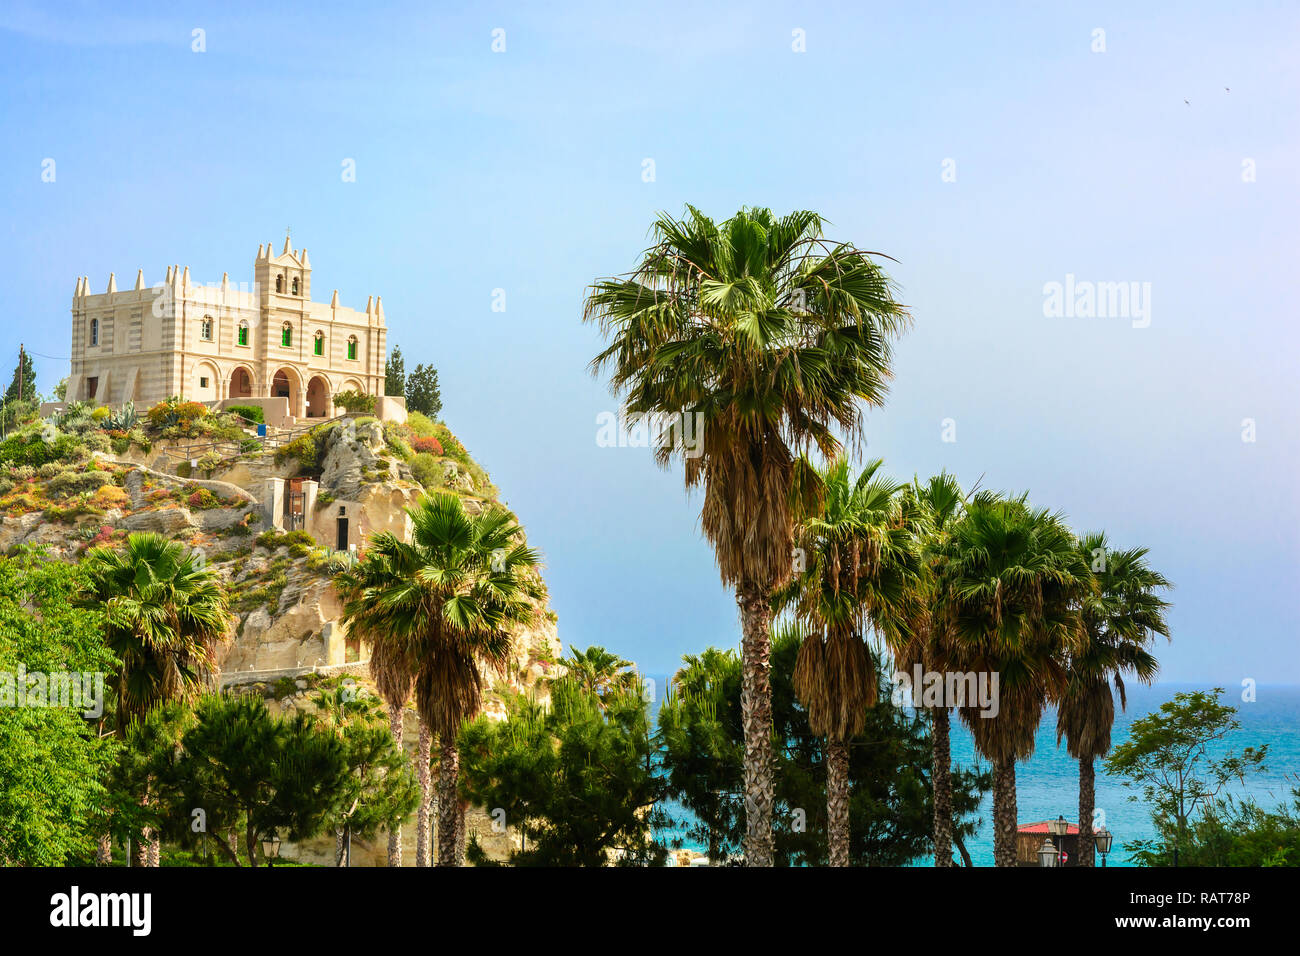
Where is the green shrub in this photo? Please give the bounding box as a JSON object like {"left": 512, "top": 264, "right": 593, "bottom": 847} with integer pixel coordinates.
{"left": 408, "top": 452, "right": 441, "bottom": 489}
{"left": 334, "top": 390, "right": 375, "bottom": 414}
{"left": 0, "top": 428, "right": 81, "bottom": 467}
{"left": 405, "top": 411, "right": 438, "bottom": 438}
{"left": 353, "top": 416, "right": 377, "bottom": 428}
{"left": 225, "top": 404, "right": 265, "bottom": 424}
{"left": 176, "top": 461, "right": 192, "bottom": 478}
{"left": 45, "top": 470, "right": 114, "bottom": 499}
{"left": 274, "top": 433, "right": 318, "bottom": 470}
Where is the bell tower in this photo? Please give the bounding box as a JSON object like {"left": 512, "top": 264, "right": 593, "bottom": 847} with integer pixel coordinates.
{"left": 254, "top": 232, "right": 311, "bottom": 303}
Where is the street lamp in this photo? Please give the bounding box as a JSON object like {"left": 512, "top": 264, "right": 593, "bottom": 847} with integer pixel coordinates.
{"left": 1037, "top": 838, "right": 1060, "bottom": 868}
{"left": 1047, "top": 814, "right": 1069, "bottom": 866}
{"left": 261, "top": 834, "right": 281, "bottom": 868}
{"left": 1094, "top": 827, "right": 1113, "bottom": 868}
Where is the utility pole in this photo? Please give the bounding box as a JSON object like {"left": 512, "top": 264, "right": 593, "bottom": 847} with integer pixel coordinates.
{"left": 16, "top": 343, "right": 23, "bottom": 402}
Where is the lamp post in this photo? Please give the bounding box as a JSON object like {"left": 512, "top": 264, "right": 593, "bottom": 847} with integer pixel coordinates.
{"left": 261, "top": 834, "right": 281, "bottom": 869}
{"left": 1094, "top": 826, "right": 1113, "bottom": 868}
{"left": 1047, "top": 814, "right": 1068, "bottom": 866}
{"left": 1037, "top": 838, "right": 1060, "bottom": 868}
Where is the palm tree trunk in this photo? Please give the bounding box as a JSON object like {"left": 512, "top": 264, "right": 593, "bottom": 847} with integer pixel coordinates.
{"left": 737, "top": 583, "right": 775, "bottom": 867}
{"left": 455, "top": 799, "right": 468, "bottom": 866}
{"left": 246, "top": 817, "right": 259, "bottom": 868}
{"left": 415, "top": 718, "right": 432, "bottom": 867}
{"left": 436, "top": 737, "right": 460, "bottom": 866}
{"left": 825, "top": 738, "right": 850, "bottom": 866}
{"left": 96, "top": 833, "right": 112, "bottom": 865}
{"left": 387, "top": 700, "right": 404, "bottom": 867}
{"left": 132, "top": 789, "right": 150, "bottom": 868}
{"left": 992, "top": 757, "right": 1018, "bottom": 867}
{"left": 147, "top": 834, "right": 159, "bottom": 867}
{"left": 931, "top": 707, "right": 954, "bottom": 866}
{"left": 1077, "top": 755, "right": 1096, "bottom": 867}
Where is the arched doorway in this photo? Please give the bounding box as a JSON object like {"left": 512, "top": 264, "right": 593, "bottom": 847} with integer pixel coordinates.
{"left": 306, "top": 375, "right": 331, "bottom": 418}
{"left": 229, "top": 366, "right": 253, "bottom": 399}
{"left": 271, "top": 367, "right": 302, "bottom": 418}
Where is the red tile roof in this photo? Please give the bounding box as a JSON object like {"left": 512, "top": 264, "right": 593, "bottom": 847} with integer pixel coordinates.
{"left": 1018, "top": 820, "right": 1080, "bottom": 835}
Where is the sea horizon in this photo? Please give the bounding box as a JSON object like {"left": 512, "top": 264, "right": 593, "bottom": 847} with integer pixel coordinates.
{"left": 647, "top": 678, "right": 1300, "bottom": 866}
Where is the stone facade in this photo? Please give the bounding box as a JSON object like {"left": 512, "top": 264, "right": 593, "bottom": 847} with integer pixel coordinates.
{"left": 67, "top": 236, "right": 387, "bottom": 421}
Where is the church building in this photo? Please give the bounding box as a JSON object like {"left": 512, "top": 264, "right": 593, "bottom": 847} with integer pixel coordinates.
{"left": 67, "top": 236, "right": 389, "bottom": 423}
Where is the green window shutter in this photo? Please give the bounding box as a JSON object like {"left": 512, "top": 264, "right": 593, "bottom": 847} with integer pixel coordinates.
{"left": 282, "top": 327, "right": 292, "bottom": 347}
{"left": 237, "top": 326, "right": 248, "bottom": 346}
{"left": 314, "top": 336, "right": 323, "bottom": 356}
{"left": 347, "top": 341, "right": 357, "bottom": 360}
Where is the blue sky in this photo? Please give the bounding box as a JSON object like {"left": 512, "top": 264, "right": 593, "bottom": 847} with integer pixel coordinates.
{"left": 2, "top": 1, "right": 1297, "bottom": 682}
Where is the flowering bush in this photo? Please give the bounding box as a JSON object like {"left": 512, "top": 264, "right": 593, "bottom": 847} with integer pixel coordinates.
{"left": 412, "top": 435, "right": 444, "bottom": 456}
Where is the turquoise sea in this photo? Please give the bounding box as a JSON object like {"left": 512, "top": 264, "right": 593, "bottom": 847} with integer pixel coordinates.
{"left": 648, "top": 681, "right": 1300, "bottom": 866}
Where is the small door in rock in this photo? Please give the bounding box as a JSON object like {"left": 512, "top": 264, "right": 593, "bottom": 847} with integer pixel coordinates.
{"left": 336, "top": 515, "right": 349, "bottom": 551}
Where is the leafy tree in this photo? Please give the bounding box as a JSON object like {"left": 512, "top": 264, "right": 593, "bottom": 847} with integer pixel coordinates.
{"left": 54, "top": 376, "right": 68, "bottom": 401}
{"left": 459, "top": 679, "right": 669, "bottom": 866}
{"left": 158, "top": 693, "right": 350, "bottom": 867}
{"left": 333, "top": 389, "right": 376, "bottom": 414}
{"left": 3, "top": 349, "right": 36, "bottom": 405}
{"left": 0, "top": 549, "right": 119, "bottom": 865}
{"left": 658, "top": 627, "right": 990, "bottom": 865}
{"left": 1104, "top": 687, "right": 1268, "bottom": 866}
{"left": 1171, "top": 787, "right": 1300, "bottom": 866}
{"left": 585, "top": 206, "right": 910, "bottom": 864}
{"left": 312, "top": 685, "right": 419, "bottom": 866}
{"left": 385, "top": 345, "right": 406, "bottom": 398}
{"left": 405, "top": 363, "right": 441, "bottom": 418}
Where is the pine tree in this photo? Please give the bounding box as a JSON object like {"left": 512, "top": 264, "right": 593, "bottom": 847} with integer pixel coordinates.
{"left": 385, "top": 345, "right": 406, "bottom": 398}
{"left": 406, "top": 364, "right": 442, "bottom": 417}
{"left": 4, "top": 349, "right": 36, "bottom": 404}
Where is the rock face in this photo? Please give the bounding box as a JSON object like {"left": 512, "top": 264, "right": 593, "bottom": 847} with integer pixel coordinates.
{"left": 13, "top": 413, "right": 563, "bottom": 865}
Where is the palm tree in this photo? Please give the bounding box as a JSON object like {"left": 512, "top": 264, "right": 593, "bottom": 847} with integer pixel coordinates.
{"left": 563, "top": 645, "right": 639, "bottom": 701}
{"left": 777, "top": 457, "right": 920, "bottom": 865}
{"left": 584, "top": 206, "right": 910, "bottom": 864}
{"left": 939, "top": 494, "right": 1090, "bottom": 867}
{"left": 336, "top": 493, "right": 542, "bottom": 867}
{"left": 342, "top": 610, "right": 418, "bottom": 866}
{"left": 895, "top": 472, "right": 965, "bottom": 866}
{"left": 1058, "top": 533, "right": 1170, "bottom": 865}
{"left": 83, "top": 531, "right": 230, "bottom": 867}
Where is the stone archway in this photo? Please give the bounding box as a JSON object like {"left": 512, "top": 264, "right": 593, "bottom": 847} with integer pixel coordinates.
{"left": 229, "top": 366, "right": 254, "bottom": 400}
{"left": 306, "top": 375, "right": 332, "bottom": 418}
{"left": 271, "top": 366, "right": 303, "bottom": 419}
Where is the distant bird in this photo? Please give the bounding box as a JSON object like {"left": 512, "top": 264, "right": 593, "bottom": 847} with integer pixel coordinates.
{"left": 1184, "top": 98, "right": 1190, "bottom": 105}
{"left": 1225, "top": 87, "right": 1230, "bottom": 92}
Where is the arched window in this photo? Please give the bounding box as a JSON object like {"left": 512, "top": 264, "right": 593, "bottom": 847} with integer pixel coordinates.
{"left": 276, "top": 274, "right": 284, "bottom": 293}
{"left": 237, "top": 320, "right": 249, "bottom": 346}
{"left": 90, "top": 317, "right": 99, "bottom": 346}
{"left": 292, "top": 277, "right": 300, "bottom": 295}
{"left": 200, "top": 316, "right": 213, "bottom": 341}
{"left": 347, "top": 335, "right": 358, "bottom": 361}
{"left": 281, "top": 322, "right": 293, "bottom": 348}
{"left": 313, "top": 330, "right": 324, "bottom": 356}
